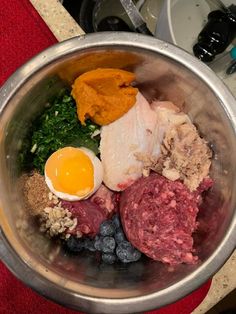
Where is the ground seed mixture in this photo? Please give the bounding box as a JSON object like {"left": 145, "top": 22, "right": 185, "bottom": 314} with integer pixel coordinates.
{"left": 22, "top": 170, "right": 51, "bottom": 216}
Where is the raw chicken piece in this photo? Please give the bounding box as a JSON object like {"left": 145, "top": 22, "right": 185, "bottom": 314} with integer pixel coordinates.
{"left": 100, "top": 94, "right": 193, "bottom": 192}
{"left": 134, "top": 101, "right": 192, "bottom": 177}
{"left": 100, "top": 92, "right": 159, "bottom": 191}
{"left": 159, "top": 123, "right": 212, "bottom": 191}
{"left": 134, "top": 102, "right": 212, "bottom": 191}
{"left": 151, "top": 101, "right": 191, "bottom": 152}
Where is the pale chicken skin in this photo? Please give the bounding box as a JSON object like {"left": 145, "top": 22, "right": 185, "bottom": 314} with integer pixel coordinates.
{"left": 100, "top": 92, "right": 159, "bottom": 191}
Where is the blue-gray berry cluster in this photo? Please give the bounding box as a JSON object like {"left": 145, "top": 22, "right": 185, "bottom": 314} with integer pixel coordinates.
{"left": 65, "top": 214, "right": 141, "bottom": 264}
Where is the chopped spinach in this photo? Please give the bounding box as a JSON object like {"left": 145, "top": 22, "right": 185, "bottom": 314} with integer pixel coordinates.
{"left": 22, "top": 89, "right": 100, "bottom": 174}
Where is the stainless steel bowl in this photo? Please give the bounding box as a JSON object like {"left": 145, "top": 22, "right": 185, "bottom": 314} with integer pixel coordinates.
{"left": 0, "top": 33, "right": 235, "bottom": 314}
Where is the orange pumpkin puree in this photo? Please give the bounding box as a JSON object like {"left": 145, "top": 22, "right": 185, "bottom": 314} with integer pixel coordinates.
{"left": 71, "top": 68, "right": 138, "bottom": 125}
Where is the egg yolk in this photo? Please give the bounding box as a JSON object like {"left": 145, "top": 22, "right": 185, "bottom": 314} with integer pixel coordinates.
{"left": 45, "top": 147, "right": 94, "bottom": 196}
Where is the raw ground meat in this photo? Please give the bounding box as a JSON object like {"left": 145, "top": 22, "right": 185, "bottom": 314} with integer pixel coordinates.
{"left": 120, "top": 173, "right": 212, "bottom": 265}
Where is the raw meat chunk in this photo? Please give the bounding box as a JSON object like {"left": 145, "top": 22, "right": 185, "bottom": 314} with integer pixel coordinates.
{"left": 62, "top": 200, "right": 107, "bottom": 237}
{"left": 120, "top": 173, "right": 204, "bottom": 265}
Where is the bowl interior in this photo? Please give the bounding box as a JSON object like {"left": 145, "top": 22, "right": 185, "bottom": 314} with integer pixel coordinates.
{"left": 0, "top": 40, "right": 235, "bottom": 307}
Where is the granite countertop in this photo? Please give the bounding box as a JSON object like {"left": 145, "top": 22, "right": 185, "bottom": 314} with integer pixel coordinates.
{"left": 30, "top": 0, "right": 236, "bottom": 313}
{"left": 30, "top": 0, "right": 84, "bottom": 41}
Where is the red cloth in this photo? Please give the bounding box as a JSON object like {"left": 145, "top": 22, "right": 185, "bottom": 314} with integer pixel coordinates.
{"left": 0, "top": 0, "right": 57, "bottom": 85}
{"left": 0, "top": 262, "right": 211, "bottom": 314}
{"left": 0, "top": 0, "right": 212, "bottom": 313}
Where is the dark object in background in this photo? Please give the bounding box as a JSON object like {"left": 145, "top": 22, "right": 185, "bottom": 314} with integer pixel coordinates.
{"left": 209, "top": 46, "right": 236, "bottom": 77}
{"left": 97, "top": 16, "right": 131, "bottom": 31}
{"left": 206, "top": 289, "right": 236, "bottom": 314}
{"left": 63, "top": 0, "right": 133, "bottom": 33}
{"left": 226, "top": 47, "right": 236, "bottom": 74}
{"left": 226, "top": 60, "right": 236, "bottom": 74}
{"left": 193, "top": 5, "right": 236, "bottom": 62}
{"left": 63, "top": 0, "right": 94, "bottom": 33}
{"left": 119, "top": 0, "right": 153, "bottom": 35}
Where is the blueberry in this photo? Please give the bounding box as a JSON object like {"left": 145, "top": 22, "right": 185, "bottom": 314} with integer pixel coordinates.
{"left": 94, "top": 236, "right": 103, "bottom": 251}
{"left": 99, "top": 220, "right": 116, "bottom": 236}
{"left": 102, "top": 253, "right": 116, "bottom": 264}
{"left": 112, "top": 214, "right": 121, "bottom": 229}
{"left": 114, "top": 229, "right": 126, "bottom": 243}
{"left": 116, "top": 241, "right": 141, "bottom": 263}
{"left": 101, "top": 236, "right": 116, "bottom": 253}
{"left": 66, "top": 236, "right": 84, "bottom": 253}
{"left": 84, "top": 238, "right": 96, "bottom": 252}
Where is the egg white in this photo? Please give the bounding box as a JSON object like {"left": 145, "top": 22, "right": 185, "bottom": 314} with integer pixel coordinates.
{"left": 45, "top": 147, "right": 103, "bottom": 201}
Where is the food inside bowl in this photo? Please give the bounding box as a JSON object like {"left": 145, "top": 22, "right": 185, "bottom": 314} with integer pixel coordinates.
{"left": 20, "top": 68, "right": 213, "bottom": 266}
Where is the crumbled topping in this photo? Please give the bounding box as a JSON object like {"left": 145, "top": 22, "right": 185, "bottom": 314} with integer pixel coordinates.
{"left": 134, "top": 123, "right": 212, "bottom": 191}
{"left": 39, "top": 200, "right": 77, "bottom": 238}
{"left": 21, "top": 171, "right": 79, "bottom": 239}
{"left": 160, "top": 123, "right": 212, "bottom": 191}
{"left": 134, "top": 152, "right": 158, "bottom": 177}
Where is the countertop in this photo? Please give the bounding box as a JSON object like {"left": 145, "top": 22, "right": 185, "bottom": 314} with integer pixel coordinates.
{"left": 30, "top": 0, "right": 236, "bottom": 313}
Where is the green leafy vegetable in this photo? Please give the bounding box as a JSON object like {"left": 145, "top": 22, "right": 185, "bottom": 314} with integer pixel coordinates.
{"left": 23, "top": 89, "right": 100, "bottom": 174}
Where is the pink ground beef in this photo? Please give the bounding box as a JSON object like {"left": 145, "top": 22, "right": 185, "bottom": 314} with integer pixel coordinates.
{"left": 120, "top": 173, "right": 212, "bottom": 265}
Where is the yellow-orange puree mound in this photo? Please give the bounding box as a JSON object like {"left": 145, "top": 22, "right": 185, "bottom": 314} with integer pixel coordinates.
{"left": 71, "top": 68, "right": 138, "bottom": 125}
